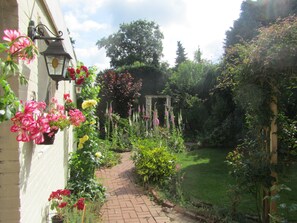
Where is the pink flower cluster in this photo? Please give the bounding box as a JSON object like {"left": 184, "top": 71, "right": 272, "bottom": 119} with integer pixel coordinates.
{"left": 153, "top": 110, "right": 159, "bottom": 127}
{"left": 67, "top": 65, "right": 89, "bottom": 85}
{"left": 68, "top": 109, "right": 86, "bottom": 126}
{"left": 10, "top": 98, "right": 86, "bottom": 144}
{"left": 46, "top": 98, "right": 68, "bottom": 131}
{"left": 10, "top": 101, "right": 50, "bottom": 144}
{"left": 2, "top": 29, "right": 36, "bottom": 63}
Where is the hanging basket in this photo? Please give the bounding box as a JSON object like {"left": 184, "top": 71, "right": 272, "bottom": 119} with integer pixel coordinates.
{"left": 75, "top": 85, "right": 82, "bottom": 94}
{"left": 38, "top": 129, "right": 58, "bottom": 145}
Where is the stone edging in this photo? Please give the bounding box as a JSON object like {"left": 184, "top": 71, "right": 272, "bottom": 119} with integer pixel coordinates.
{"left": 149, "top": 188, "right": 214, "bottom": 223}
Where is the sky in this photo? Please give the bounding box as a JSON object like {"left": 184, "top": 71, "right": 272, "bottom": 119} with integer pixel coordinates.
{"left": 59, "top": 0, "right": 244, "bottom": 70}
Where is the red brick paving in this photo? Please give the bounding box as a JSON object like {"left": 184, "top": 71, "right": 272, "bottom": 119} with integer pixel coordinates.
{"left": 96, "top": 152, "right": 172, "bottom": 223}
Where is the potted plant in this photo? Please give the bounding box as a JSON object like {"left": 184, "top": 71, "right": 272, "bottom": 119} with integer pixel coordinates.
{"left": 67, "top": 64, "right": 89, "bottom": 85}
{"left": 48, "top": 189, "right": 86, "bottom": 223}
{"left": 63, "top": 94, "right": 76, "bottom": 112}
{"left": 10, "top": 97, "right": 85, "bottom": 144}
{"left": 10, "top": 101, "right": 50, "bottom": 144}
{"left": 48, "top": 189, "right": 71, "bottom": 223}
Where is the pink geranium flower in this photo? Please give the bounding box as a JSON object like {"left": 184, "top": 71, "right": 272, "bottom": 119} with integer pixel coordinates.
{"left": 68, "top": 109, "right": 85, "bottom": 127}
{"left": 2, "top": 29, "right": 37, "bottom": 63}
{"left": 10, "top": 101, "right": 50, "bottom": 144}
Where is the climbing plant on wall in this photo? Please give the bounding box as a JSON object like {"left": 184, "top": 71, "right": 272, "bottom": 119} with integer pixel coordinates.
{"left": 0, "top": 29, "right": 38, "bottom": 123}
{"left": 224, "top": 16, "right": 297, "bottom": 222}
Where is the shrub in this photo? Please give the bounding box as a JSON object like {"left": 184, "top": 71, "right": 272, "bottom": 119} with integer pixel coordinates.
{"left": 67, "top": 178, "right": 106, "bottom": 202}
{"left": 132, "top": 140, "right": 176, "bottom": 185}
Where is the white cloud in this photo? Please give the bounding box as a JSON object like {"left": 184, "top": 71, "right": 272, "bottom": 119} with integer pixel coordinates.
{"left": 64, "top": 13, "right": 107, "bottom": 32}
{"left": 75, "top": 46, "right": 110, "bottom": 69}
{"left": 60, "top": 0, "right": 244, "bottom": 69}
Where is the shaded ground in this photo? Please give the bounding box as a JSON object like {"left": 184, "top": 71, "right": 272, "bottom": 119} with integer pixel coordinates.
{"left": 96, "top": 152, "right": 198, "bottom": 223}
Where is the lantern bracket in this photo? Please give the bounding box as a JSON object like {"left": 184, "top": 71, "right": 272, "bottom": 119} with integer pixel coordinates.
{"left": 28, "top": 20, "right": 63, "bottom": 41}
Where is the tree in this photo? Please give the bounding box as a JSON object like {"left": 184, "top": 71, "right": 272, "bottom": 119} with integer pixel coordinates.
{"left": 98, "top": 70, "right": 142, "bottom": 117}
{"left": 224, "top": 0, "right": 297, "bottom": 49}
{"left": 174, "top": 41, "right": 187, "bottom": 68}
{"left": 96, "top": 20, "right": 164, "bottom": 68}
{"left": 193, "top": 46, "right": 202, "bottom": 63}
{"left": 224, "top": 16, "right": 297, "bottom": 222}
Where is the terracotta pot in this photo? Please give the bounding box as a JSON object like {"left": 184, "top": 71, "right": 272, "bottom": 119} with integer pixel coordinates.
{"left": 51, "top": 215, "right": 64, "bottom": 223}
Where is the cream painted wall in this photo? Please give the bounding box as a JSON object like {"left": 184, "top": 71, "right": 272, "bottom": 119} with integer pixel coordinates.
{"left": 0, "top": 0, "right": 76, "bottom": 222}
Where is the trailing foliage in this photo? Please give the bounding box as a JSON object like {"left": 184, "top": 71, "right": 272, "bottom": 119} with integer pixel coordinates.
{"left": 67, "top": 65, "right": 106, "bottom": 202}
{"left": 0, "top": 30, "right": 38, "bottom": 123}
{"left": 223, "top": 16, "right": 297, "bottom": 222}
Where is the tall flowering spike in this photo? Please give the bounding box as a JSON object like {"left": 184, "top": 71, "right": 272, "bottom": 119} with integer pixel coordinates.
{"left": 165, "top": 108, "right": 170, "bottom": 129}
{"left": 128, "top": 106, "right": 132, "bottom": 117}
{"left": 153, "top": 109, "right": 159, "bottom": 128}
{"left": 170, "top": 110, "right": 175, "bottom": 128}
{"left": 109, "top": 102, "right": 113, "bottom": 115}
{"left": 105, "top": 102, "right": 109, "bottom": 115}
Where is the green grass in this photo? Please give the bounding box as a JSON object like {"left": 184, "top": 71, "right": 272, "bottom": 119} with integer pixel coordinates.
{"left": 175, "top": 148, "right": 297, "bottom": 221}
{"left": 176, "top": 148, "right": 234, "bottom": 207}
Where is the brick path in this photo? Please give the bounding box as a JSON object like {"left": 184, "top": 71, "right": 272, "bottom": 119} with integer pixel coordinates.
{"left": 96, "top": 152, "right": 173, "bottom": 223}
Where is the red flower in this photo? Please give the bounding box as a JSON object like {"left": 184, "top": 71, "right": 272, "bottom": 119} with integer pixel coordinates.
{"left": 73, "top": 198, "right": 85, "bottom": 210}
{"left": 67, "top": 65, "right": 89, "bottom": 85}
{"left": 63, "top": 93, "right": 70, "bottom": 100}
{"left": 58, "top": 202, "right": 68, "bottom": 208}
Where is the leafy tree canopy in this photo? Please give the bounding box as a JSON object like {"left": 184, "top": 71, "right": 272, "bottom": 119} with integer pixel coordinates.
{"left": 225, "top": 0, "right": 297, "bottom": 48}
{"left": 224, "top": 15, "right": 297, "bottom": 127}
{"left": 96, "top": 20, "right": 164, "bottom": 68}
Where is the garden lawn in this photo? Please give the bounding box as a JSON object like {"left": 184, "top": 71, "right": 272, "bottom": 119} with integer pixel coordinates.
{"left": 176, "top": 148, "right": 297, "bottom": 220}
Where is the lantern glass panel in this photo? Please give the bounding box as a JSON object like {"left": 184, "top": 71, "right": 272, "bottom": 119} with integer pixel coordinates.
{"left": 44, "top": 55, "right": 65, "bottom": 77}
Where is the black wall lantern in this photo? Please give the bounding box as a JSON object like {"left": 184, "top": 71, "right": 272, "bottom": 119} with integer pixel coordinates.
{"left": 28, "top": 20, "right": 72, "bottom": 89}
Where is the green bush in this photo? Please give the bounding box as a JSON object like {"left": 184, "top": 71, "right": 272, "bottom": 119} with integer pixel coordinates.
{"left": 97, "top": 139, "right": 121, "bottom": 167}
{"left": 132, "top": 140, "right": 176, "bottom": 185}
{"left": 67, "top": 178, "right": 106, "bottom": 202}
